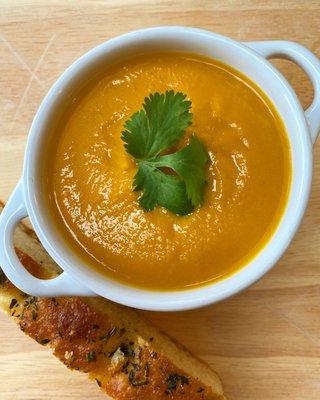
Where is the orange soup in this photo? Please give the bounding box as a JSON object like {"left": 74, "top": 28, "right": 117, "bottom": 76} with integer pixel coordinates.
{"left": 46, "top": 53, "right": 291, "bottom": 290}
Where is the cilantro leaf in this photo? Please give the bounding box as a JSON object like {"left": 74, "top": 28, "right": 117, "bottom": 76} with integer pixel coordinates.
{"left": 121, "top": 91, "right": 209, "bottom": 215}
{"left": 134, "top": 163, "right": 193, "bottom": 216}
{"left": 121, "top": 90, "right": 192, "bottom": 159}
{"left": 153, "top": 135, "right": 209, "bottom": 205}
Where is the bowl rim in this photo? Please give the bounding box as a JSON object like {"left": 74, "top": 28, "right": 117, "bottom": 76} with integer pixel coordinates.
{"left": 23, "top": 26, "right": 312, "bottom": 311}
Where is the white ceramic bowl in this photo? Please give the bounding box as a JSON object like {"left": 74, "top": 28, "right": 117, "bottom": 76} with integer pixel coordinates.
{"left": 0, "top": 27, "right": 319, "bottom": 311}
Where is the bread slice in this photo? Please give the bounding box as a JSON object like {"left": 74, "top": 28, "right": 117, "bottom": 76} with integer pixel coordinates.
{"left": 0, "top": 202, "right": 226, "bottom": 400}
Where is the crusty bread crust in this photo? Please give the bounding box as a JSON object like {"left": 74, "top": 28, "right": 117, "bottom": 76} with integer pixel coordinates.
{"left": 0, "top": 202, "right": 226, "bottom": 399}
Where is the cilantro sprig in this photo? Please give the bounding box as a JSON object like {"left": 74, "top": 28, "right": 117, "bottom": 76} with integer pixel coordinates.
{"left": 121, "top": 90, "right": 209, "bottom": 215}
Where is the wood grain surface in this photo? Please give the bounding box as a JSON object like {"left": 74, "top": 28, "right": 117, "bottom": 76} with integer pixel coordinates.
{"left": 0, "top": 1, "right": 319, "bottom": 399}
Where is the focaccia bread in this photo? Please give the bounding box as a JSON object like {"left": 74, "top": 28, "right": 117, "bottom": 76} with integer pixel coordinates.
{"left": 0, "top": 202, "right": 226, "bottom": 400}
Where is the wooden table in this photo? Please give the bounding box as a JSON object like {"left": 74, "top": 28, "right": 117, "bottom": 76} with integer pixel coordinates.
{"left": 0, "top": 1, "right": 319, "bottom": 399}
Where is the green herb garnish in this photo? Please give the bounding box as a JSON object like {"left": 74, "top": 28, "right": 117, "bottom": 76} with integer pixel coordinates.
{"left": 121, "top": 90, "right": 209, "bottom": 215}
{"left": 120, "top": 342, "right": 135, "bottom": 358}
{"left": 128, "top": 363, "right": 149, "bottom": 387}
{"left": 86, "top": 351, "right": 96, "bottom": 362}
{"left": 165, "top": 373, "right": 189, "bottom": 394}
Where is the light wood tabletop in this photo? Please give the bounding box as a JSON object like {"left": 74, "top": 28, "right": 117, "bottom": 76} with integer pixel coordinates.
{"left": 0, "top": 1, "right": 319, "bottom": 399}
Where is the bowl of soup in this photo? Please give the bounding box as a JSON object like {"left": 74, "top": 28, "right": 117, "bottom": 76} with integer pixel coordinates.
{"left": 0, "top": 27, "right": 319, "bottom": 311}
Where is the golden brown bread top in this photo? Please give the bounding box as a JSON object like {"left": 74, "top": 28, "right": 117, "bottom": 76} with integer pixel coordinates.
{"left": 0, "top": 202, "right": 225, "bottom": 399}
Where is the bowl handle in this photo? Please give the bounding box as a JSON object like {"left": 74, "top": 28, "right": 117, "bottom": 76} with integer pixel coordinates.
{"left": 0, "top": 180, "right": 95, "bottom": 297}
{"left": 245, "top": 40, "right": 320, "bottom": 145}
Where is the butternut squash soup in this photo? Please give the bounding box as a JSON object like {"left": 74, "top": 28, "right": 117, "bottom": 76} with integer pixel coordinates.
{"left": 46, "top": 52, "right": 291, "bottom": 290}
